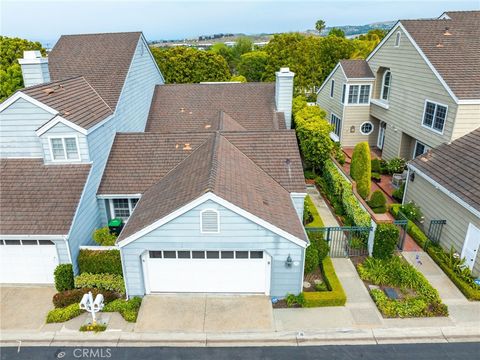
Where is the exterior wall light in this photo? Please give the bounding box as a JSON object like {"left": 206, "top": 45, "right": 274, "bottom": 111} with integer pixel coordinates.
{"left": 350, "top": 126, "right": 355, "bottom": 133}
{"left": 285, "top": 254, "right": 293, "bottom": 268}
{"left": 410, "top": 172, "right": 415, "bottom": 182}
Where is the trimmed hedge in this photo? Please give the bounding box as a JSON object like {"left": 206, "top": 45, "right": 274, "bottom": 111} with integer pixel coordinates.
{"left": 74, "top": 273, "right": 125, "bottom": 295}
{"left": 54, "top": 264, "right": 74, "bottom": 292}
{"left": 304, "top": 195, "right": 324, "bottom": 228}
{"left": 350, "top": 142, "right": 371, "bottom": 199}
{"left": 367, "top": 190, "right": 387, "bottom": 214}
{"left": 103, "top": 297, "right": 142, "bottom": 322}
{"left": 304, "top": 257, "right": 346, "bottom": 307}
{"left": 372, "top": 223, "right": 399, "bottom": 259}
{"left": 78, "top": 249, "right": 123, "bottom": 275}
{"left": 53, "top": 288, "right": 122, "bottom": 308}
{"left": 92, "top": 227, "right": 117, "bottom": 246}
{"left": 304, "top": 244, "right": 320, "bottom": 274}
{"left": 46, "top": 303, "right": 84, "bottom": 323}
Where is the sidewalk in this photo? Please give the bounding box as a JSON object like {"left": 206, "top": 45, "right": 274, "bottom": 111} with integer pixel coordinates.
{"left": 306, "top": 185, "right": 340, "bottom": 227}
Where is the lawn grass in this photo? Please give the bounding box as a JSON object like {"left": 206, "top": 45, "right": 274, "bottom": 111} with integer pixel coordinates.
{"left": 304, "top": 195, "right": 325, "bottom": 228}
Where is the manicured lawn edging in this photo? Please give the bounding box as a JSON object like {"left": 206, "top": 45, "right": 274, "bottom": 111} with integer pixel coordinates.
{"left": 304, "top": 257, "right": 347, "bottom": 307}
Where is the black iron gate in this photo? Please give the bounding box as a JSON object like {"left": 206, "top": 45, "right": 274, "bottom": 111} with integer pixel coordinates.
{"left": 428, "top": 220, "right": 447, "bottom": 245}
{"left": 306, "top": 226, "right": 372, "bottom": 257}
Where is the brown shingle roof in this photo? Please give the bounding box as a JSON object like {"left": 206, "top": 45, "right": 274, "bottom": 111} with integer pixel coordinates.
{"left": 145, "top": 83, "right": 285, "bottom": 132}
{"left": 0, "top": 159, "right": 91, "bottom": 235}
{"left": 401, "top": 11, "right": 480, "bottom": 100}
{"left": 340, "top": 60, "right": 375, "bottom": 79}
{"left": 410, "top": 128, "right": 480, "bottom": 212}
{"left": 22, "top": 77, "right": 113, "bottom": 129}
{"left": 49, "top": 32, "right": 142, "bottom": 109}
{"left": 118, "top": 134, "right": 306, "bottom": 242}
{"left": 98, "top": 131, "right": 305, "bottom": 195}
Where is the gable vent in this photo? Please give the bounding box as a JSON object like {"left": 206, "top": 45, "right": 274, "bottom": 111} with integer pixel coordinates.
{"left": 201, "top": 209, "right": 220, "bottom": 233}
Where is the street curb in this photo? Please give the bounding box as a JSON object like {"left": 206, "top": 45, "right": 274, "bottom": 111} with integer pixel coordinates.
{"left": 1, "top": 326, "right": 479, "bottom": 347}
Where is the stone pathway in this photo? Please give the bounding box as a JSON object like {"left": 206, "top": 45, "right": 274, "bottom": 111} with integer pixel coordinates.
{"left": 306, "top": 185, "right": 340, "bottom": 227}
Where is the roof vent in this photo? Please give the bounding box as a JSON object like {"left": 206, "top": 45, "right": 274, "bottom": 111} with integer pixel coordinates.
{"left": 205, "top": 124, "right": 211, "bottom": 129}
{"left": 183, "top": 143, "right": 192, "bottom": 150}
{"left": 180, "top": 107, "right": 185, "bottom": 113}
{"left": 436, "top": 42, "right": 444, "bottom": 48}
{"left": 443, "top": 27, "right": 452, "bottom": 36}
{"left": 43, "top": 88, "right": 55, "bottom": 95}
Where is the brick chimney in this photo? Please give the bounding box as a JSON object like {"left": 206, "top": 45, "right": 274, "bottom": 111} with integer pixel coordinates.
{"left": 18, "top": 50, "right": 50, "bottom": 87}
{"left": 275, "top": 67, "right": 295, "bottom": 129}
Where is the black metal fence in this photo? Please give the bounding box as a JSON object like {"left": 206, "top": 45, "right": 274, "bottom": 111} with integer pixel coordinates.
{"left": 427, "top": 220, "right": 447, "bottom": 245}
{"left": 306, "top": 226, "right": 372, "bottom": 257}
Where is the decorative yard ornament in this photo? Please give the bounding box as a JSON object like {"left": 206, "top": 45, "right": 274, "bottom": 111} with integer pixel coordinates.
{"left": 79, "top": 291, "right": 104, "bottom": 325}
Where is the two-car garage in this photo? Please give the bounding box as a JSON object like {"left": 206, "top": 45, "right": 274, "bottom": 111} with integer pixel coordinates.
{"left": 142, "top": 250, "right": 271, "bottom": 294}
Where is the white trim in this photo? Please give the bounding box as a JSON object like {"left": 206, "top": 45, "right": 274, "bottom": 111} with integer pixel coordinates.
{"left": 316, "top": 63, "right": 342, "bottom": 94}
{"left": 141, "top": 251, "right": 150, "bottom": 296}
{"left": 48, "top": 135, "right": 81, "bottom": 162}
{"left": 0, "top": 234, "right": 67, "bottom": 240}
{"left": 117, "top": 192, "right": 308, "bottom": 249}
{"left": 408, "top": 164, "right": 480, "bottom": 218}
{"left": 0, "top": 91, "right": 58, "bottom": 114}
{"left": 462, "top": 223, "right": 480, "bottom": 271}
{"left": 290, "top": 192, "right": 308, "bottom": 198}
{"left": 438, "top": 13, "right": 451, "bottom": 20}
{"left": 330, "top": 112, "right": 342, "bottom": 140}
{"left": 421, "top": 99, "right": 448, "bottom": 135}
{"left": 341, "top": 83, "right": 346, "bottom": 104}
{"left": 200, "top": 208, "right": 220, "bottom": 234}
{"left": 371, "top": 98, "right": 389, "bottom": 109}
{"left": 345, "top": 78, "right": 375, "bottom": 82}
{"left": 367, "top": 23, "right": 463, "bottom": 104}
{"left": 84, "top": 114, "right": 115, "bottom": 134}
{"left": 64, "top": 238, "right": 73, "bottom": 264}
{"left": 18, "top": 58, "right": 48, "bottom": 65}
{"left": 394, "top": 31, "right": 401, "bottom": 47}
{"left": 79, "top": 245, "right": 118, "bottom": 250}
{"left": 121, "top": 249, "right": 130, "bottom": 299}
{"left": 457, "top": 99, "right": 480, "bottom": 105}
{"left": 97, "top": 194, "right": 143, "bottom": 199}
{"left": 37, "top": 115, "right": 88, "bottom": 136}
{"left": 346, "top": 84, "right": 371, "bottom": 106}
{"left": 412, "top": 140, "right": 430, "bottom": 159}
{"left": 402, "top": 168, "right": 410, "bottom": 205}
{"left": 360, "top": 121, "right": 374, "bottom": 135}
{"left": 109, "top": 198, "right": 140, "bottom": 221}
{"left": 381, "top": 70, "right": 391, "bottom": 101}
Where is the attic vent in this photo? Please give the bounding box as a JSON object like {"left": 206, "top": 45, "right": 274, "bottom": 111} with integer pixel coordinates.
{"left": 200, "top": 209, "right": 219, "bottom": 233}
{"left": 444, "top": 27, "right": 452, "bottom": 36}
{"left": 180, "top": 107, "right": 185, "bottom": 113}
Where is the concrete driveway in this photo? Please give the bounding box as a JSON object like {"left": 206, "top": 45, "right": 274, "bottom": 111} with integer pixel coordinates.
{"left": 135, "top": 294, "right": 274, "bottom": 333}
{"left": 0, "top": 285, "right": 56, "bottom": 331}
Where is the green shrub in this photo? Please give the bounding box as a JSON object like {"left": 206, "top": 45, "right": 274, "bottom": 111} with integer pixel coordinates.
{"left": 371, "top": 158, "right": 381, "bottom": 173}
{"left": 92, "top": 227, "right": 118, "bottom": 246}
{"left": 392, "top": 183, "right": 405, "bottom": 202}
{"left": 315, "top": 282, "right": 328, "bottom": 291}
{"left": 304, "top": 244, "right": 320, "bottom": 274}
{"left": 304, "top": 257, "right": 346, "bottom": 307}
{"left": 74, "top": 273, "right": 125, "bottom": 295}
{"left": 46, "top": 303, "right": 84, "bottom": 323}
{"left": 386, "top": 157, "right": 406, "bottom": 174}
{"left": 103, "top": 297, "right": 142, "bottom": 322}
{"left": 368, "top": 190, "right": 387, "bottom": 213}
{"left": 54, "top": 264, "right": 74, "bottom": 292}
{"left": 316, "top": 238, "right": 330, "bottom": 261}
{"left": 285, "top": 292, "right": 306, "bottom": 308}
{"left": 78, "top": 249, "right": 123, "bottom": 275}
{"left": 304, "top": 195, "right": 324, "bottom": 228}
{"left": 53, "top": 288, "right": 122, "bottom": 308}
{"left": 372, "top": 223, "right": 399, "bottom": 259}
{"left": 371, "top": 172, "right": 381, "bottom": 182}
{"left": 304, "top": 170, "right": 316, "bottom": 180}
{"left": 400, "top": 202, "right": 423, "bottom": 222}
{"left": 349, "top": 142, "right": 371, "bottom": 199}
{"left": 333, "top": 142, "right": 346, "bottom": 165}
{"left": 80, "top": 323, "right": 107, "bottom": 332}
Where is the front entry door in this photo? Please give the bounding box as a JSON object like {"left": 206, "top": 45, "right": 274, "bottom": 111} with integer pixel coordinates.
{"left": 377, "top": 121, "right": 386, "bottom": 149}
{"left": 461, "top": 223, "right": 480, "bottom": 271}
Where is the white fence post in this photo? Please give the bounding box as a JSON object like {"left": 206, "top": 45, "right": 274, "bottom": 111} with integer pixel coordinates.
{"left": 368, "top": 219, "right": 376, "bottom": 256}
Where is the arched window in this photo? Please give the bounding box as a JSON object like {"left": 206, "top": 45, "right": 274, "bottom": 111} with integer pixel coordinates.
{"left": 394, "top": 31, "right": 401, "bottom": 47}
{"left": 200, "top": 209, "right": 220, "bottom": 233}
{"left": 381, "top": 70, "right": 391, "bottom": 101}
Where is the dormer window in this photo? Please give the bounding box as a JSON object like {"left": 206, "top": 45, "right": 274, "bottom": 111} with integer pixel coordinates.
{"left": 200, "top": 209, "right": 220, "bottom": 233}
{"left": 49, "top": 136, "right": 80, "bottom": 161}
{"left": 394, "top": 31, "right": 401, "bottom": 47}
{"left": 381, "top": 71, "right": 391, "bottom": 101}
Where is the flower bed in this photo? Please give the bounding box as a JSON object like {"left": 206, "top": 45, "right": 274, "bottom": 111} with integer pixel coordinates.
{"left": 358, "top": 256, "right": 448, "bottom": 317}
{"left": 390, "top": 204, "right": 480, "bottom": 301}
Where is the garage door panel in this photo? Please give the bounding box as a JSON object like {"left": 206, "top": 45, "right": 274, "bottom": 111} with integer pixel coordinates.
{"left": 0, "top": 243, "right": 58, "bottom": 284}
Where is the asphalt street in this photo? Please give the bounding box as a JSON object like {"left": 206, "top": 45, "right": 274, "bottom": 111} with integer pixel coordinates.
{"left": 1, "top": 342, "right": 479, "bottom": 360}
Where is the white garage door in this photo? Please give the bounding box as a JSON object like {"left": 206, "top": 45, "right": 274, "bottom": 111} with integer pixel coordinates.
{"left": 0, "top": 239, "right": 59, "bottom": 284}
{"left": 143, "top": 250, "right": 271, "bottom": 294}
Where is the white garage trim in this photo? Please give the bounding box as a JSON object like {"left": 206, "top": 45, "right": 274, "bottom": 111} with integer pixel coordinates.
{"left": 117, "top": 192, "right": 308, "bottom": 248}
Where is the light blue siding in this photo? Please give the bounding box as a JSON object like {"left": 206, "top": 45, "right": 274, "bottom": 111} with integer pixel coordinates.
{"left": 53, "top": 239, "right": 71, "bottom": 264}
{"left": 39, "top": 122, "right": 90, "bottom": 163}
{"left": 291, "top": 195, "right": 306, "bottom": 221}
{"left": 122, "top": 200, "right": 305, "bottom": 298}
{"left": 66, "top": 37, "right": 164, "bottom": 272}
{"left": 0, "top": 98, "right": 54, "bottom": 157}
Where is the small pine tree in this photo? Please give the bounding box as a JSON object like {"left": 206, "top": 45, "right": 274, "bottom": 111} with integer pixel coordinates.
{"left": 350, "top": 142, "right": 371, "bottom": 199}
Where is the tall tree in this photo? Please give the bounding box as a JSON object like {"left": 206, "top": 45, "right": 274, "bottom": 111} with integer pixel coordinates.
{"left": 150, "top": 46, "right": 231, "bottom": 83}
{"left": 315, "top": 20, "right": 326, "bottom": 34}
{"left": 210, "top": 43, "right": 235, "bottom": 72}
{"left": 328, "top": 28, "right": 346, "bottom": 38}
{"left": 237, "top": 51, "right": 268, "bottom": 82}
{"left": 0, "top": 36, "right": 46, "bottom": 101}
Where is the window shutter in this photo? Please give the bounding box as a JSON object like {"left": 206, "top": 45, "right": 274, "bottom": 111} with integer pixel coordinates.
{"left": 201, "top": 210, "right": 219, "bottom": 233}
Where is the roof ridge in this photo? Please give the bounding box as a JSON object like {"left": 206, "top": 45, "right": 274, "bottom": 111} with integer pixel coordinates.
{"left": 207, "top": 132, "right": 221, "bottom": 191}
{"left": 82, "top": 77, "right": 114, "bottom": 113}
{"left": 59, "top": 31, "right": 142, "bottom": 37}
{"left": 20, "top": 75, "right": 85, "bottom": 92}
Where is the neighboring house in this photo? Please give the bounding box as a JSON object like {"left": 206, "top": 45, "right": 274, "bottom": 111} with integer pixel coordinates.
{"left": 404, "top": 128, "right": 480, "bottom": 276}
{"left": 317, "top": 10, "right": 480, "bottom": 161}
{"left": 0, "top": 32, "right": 164, "bottom": 283}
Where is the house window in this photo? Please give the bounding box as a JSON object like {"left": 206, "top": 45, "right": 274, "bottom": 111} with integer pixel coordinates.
{"left": 360, "top": 121, "right": 374, "bottom": 135}
{"left": 422, "top": 101, "right": 447, "bottom": 133}
{"left": 200, "top": 209, "right": 220, "bottom": 233}
{"left": 330, "top": 79, "right": 335, "bottom": 98}
{"left": 341, "top": 84, "right": 346, "bottom": 104}
{"left": 348, "top": 85, "right": 370, "bottom": 104}
{"left": 381, "top": 71, "right": 391, "bottom": 101}
{"left": 413, "top": 141, "right": 430, "bottom": 158}
{"left": 394, "top": 31, "right": 401, "bottom": 47}
{"left": 49, "top": 137, "right": 80, "bottom": 161}
{"left": 330, "top": 113, "right": 342, "bottom": 138}
{"left": 110, "top": 198, "right": 140, "bottom": 221}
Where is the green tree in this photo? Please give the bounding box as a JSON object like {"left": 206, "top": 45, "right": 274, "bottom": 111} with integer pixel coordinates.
{"left": 210, "top": 43, "right": 235, "bottom": 72}
{"left": 315, "top": 19, "right": 326, "bottom": 34}
{"left": 230, "top": 75, "right": 247, "bottom": 82}
{"left": 237, "top": 51, "right": 268, "bottom": 82}
{"left": 151, "top": 46, "right": 231, "bottom": 83}
{"left": 0, "top": 36, "right": 46, "bottom": 101}
{"left": 328, "top": 28, "right": 345, "bottom": 38}
{"left": 350, "top": 142, "right": 371, "bottom": 199}
{"left": 232, "top": 37, "right": 253, "bottom": 59}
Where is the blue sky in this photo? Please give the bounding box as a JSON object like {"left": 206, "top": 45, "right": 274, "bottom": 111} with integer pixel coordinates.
{"left": 1, "top": 0, "right": 478, "bottom": 46}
